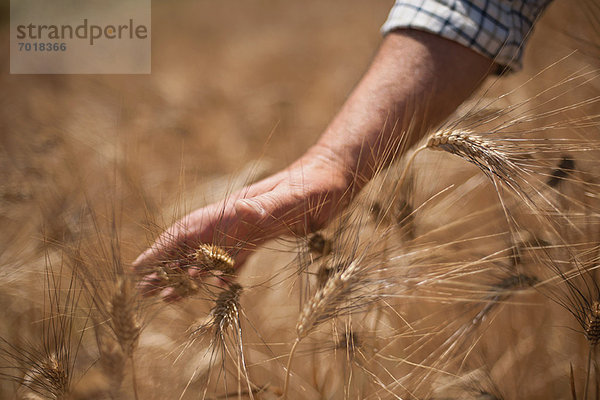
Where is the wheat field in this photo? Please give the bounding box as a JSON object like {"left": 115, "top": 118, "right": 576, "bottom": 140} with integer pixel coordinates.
{"left": 1, "top": 0, "right": 600, "bottom": 399}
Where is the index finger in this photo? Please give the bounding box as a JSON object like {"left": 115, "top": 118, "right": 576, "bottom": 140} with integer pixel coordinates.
{"left": 131, "top": 198, "right": 243, "bottom": 274}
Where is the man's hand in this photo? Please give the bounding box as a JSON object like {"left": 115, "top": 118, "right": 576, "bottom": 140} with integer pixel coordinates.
{"left": 133, "top": 30, "right": 493, "bottom": 301}
{"left": 132, "top": 146, "right": 353, "bottom": 301}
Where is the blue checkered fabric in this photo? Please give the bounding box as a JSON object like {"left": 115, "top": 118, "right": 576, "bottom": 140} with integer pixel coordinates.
{"left": 382, "top": 0, "right": 553, "bottom": 71}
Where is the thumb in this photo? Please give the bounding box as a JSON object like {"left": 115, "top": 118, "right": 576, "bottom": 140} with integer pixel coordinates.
{"left": 234, "top": 197, "right": 268, "bottom": 222}
{"left": 234, "top": 187, "right": 302, "bottom": 238}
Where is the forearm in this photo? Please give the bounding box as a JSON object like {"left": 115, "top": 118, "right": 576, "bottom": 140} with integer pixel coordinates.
{"left": 310, "top": 29, "right": 494, "bottom": 189}
{"left": 134, "top": 28, "right": 498, "bottom": 283}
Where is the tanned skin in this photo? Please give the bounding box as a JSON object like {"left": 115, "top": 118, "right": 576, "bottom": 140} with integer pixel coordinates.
{"left": 133, "top": 30, "right": 494, "bottom": 301}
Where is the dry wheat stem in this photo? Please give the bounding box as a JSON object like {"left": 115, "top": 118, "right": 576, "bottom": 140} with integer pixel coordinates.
{"left": 282, "top": 338, "right": 300, "bottom": 400}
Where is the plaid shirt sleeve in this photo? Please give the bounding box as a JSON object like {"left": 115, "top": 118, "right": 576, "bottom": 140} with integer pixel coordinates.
{"left": 381, "top": 0, "right": 553, "bottom": 72}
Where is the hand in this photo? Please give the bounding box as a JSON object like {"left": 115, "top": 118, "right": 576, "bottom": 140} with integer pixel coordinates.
{"left": 132, "top": 146, "right": 353, "bottom": 301}
{"left": 132, "top": 30, "right": 492, "bottom": 302}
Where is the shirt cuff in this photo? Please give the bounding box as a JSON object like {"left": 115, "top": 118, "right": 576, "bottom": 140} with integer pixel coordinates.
{"left": 381, "top": 0, "right": 552, "bottom": 72}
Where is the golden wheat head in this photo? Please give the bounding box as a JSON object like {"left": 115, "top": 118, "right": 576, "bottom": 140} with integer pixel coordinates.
{"left": 585, "top": 301, "right": 600, "bottom": 345}
{"left": 297, "top": 260, "right": 359, "bottom": 339}
{"left": 425, "top": 129, "right": 523, "bottom": 191}
{"left": 110, "top": 277, "right": 141, "bottom": 357}
{"left": 194, "top": 244, "right": 235, "bottom": 274}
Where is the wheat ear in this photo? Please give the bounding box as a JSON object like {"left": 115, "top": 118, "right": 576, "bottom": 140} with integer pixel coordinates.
{"left": 211, "top": 283, "right": 243, "bottom": 332}
{"left": 190, "top": 283, "right": 243, "bottom": 338}
{"left": 110, "top": 277, "right": 140, "bottom": 357}
{"left": 297, "top": 260, "right": 359, "bottom": 339}
{"left": 154, "top": 244, "right": 235, "bottom": 299}
{"left": 283, "top": 260, "right": 360, "bottom": 399}
{"left": 109, "top": 277, "right": 141, "bottom": 400}
{"left": 19, "top": 353, "right": 69, "bottom": 399}
{"left": 584, "top": 301, "right": 600, "bottom": 346}
{"left": 95, "top": 326, "right": 126, "bottom": 397}
{"left": 155, "top": 265, "right": 200, "bottom": 298}
{"left": 194, "top": 244, "right": 235, "bottom": 275}
{"left": 395, "top": 128, "right": 526, "bottom": 214}
{"left": 183, "top": 283, "right": 247, "bottom": 400}
{"left": 424, "top": 129, "right": 525, "bottom": 191}
{"left": 581, "top": 301, "right": 600, "bottom": 399}
{"left": 307, "top": 233, "right": 333, "bottom": 259}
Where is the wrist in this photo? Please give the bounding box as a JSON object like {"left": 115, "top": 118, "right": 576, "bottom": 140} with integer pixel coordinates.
{"left": 304, "top": 142, "right": 358, "bottom": 190}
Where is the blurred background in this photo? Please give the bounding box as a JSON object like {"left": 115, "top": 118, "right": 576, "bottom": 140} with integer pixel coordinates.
{"left": 0, "top": 0, "right": 590, "bottom": 254}
{"left": 1, "top": 1, "right": 599, "bottom": 398}
{"left": 0, "top": 0, "right": 394, "bottom": 260}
